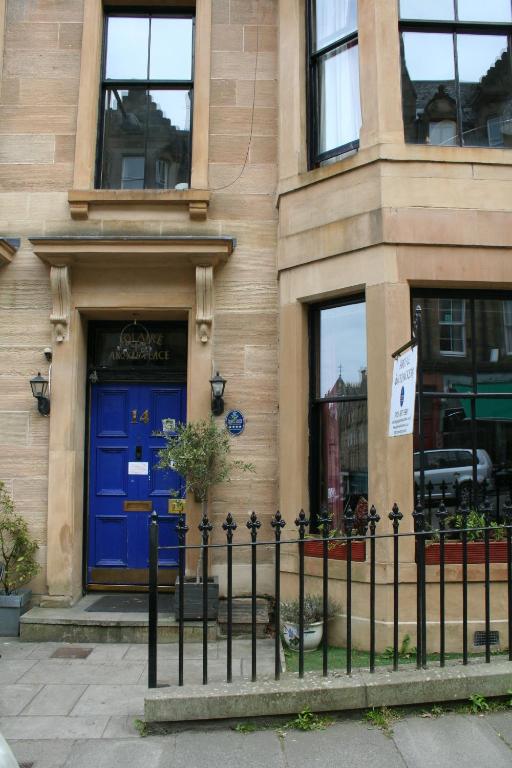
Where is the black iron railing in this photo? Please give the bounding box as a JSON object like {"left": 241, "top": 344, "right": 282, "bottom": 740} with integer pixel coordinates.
{"left": 148, "top": 498, "right": 512, "bottom": 688}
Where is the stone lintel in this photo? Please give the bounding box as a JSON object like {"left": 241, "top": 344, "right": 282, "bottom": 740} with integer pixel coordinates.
{"left": 29, "top": 235, "right": 235, "bottom": 268}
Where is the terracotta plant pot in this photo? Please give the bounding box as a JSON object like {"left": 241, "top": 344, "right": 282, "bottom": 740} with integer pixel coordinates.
{"left": 424, "top": 540, "right": 508, "bottom": 565}
{"left": 304, "top": 539, "right": 366, "bottom": 562}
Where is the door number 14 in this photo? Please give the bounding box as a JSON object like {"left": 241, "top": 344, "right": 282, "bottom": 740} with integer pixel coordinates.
{"left": 131, "top": 410, "right": 150, "bottom": 424}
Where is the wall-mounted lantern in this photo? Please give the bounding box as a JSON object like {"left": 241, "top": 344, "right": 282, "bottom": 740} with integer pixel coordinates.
{"left": 30, "top": 372, "right": 50, "bottom": 416}
{"left": 210, "top": 371, "right": 226, "bottom": 416}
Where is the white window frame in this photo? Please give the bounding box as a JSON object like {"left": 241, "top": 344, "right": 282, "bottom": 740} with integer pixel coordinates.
{"left": 439, "top": 298, "right": 466, "bottom": 356}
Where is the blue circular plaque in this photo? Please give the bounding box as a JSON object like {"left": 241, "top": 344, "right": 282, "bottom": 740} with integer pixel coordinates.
{"left": 225, "top": 409, "right": 245, "bottom": 436}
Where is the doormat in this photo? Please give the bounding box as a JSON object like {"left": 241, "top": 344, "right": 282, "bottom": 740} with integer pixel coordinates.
{"left": 51, "top": 647, "right": 92, "bottom": 659}
{"left": 85, "top": 594, "right": 173, "bottom": 613}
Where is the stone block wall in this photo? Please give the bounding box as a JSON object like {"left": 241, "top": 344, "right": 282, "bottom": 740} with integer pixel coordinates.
{"left": 0, "top": 0, "right": 279, "bottom": 599}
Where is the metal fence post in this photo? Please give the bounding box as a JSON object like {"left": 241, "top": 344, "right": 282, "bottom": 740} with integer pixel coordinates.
{"left": 148, "top": 510, "right": 158, "bottom": 689}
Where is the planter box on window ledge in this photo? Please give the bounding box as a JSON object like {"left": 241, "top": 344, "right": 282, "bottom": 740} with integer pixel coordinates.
{"left": 425, "top": 541, "right": 508, "bottom": 566}
{"left": 174, "top": 576, "right": 219, "bottom": 620}
{"left": 304, "top": 539, "right": 366, "bottom": 562}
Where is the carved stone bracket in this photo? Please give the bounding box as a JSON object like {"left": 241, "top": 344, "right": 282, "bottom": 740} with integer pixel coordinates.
{"left": 50, "top": 266, "right": 71, "bottom": 343}
{"left": 0, "top": 238, "right": 20, "bottom": 266}
{"left": 196, "top": 265, "right": 214, "bottom": 343}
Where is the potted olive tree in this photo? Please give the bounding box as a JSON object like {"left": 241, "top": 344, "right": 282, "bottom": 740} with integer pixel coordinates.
{"left": 0, "top": 481, "right": 40, "bottom": 636}
{"left": 157, "top": 417, "right": 253, "bottom": 619}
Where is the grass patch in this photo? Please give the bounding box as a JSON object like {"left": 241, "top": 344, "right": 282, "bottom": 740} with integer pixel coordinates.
{"left": 283, "top": 645, "right": 508, "bottom": 674}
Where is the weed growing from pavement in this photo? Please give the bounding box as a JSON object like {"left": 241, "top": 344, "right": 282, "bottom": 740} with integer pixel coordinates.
{"left": 234, "top": 722, "right": 258, "bottom": 734}
{"left": 284, "top": 707, "right": 334, "bottom": 731}
{"left": 469, "top": 693, "right": 490, "bottom": 714}
{"left": 363, "top": 706, "right": 402, "bottom": 734}
{"left": 134, "top": 718, "right": 148, "bottom": 737}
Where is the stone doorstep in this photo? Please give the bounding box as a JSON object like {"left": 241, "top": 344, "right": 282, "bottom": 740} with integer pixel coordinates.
{"left": 19, "top": 606, "right": 218, "bottom": 644}
{"left": 144, "top": 660, "right": 512, "bottom": 723}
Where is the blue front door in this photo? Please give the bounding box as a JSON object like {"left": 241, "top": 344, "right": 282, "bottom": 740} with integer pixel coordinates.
{"left": 87, "top": 382, "right": 186, "bottom": 585}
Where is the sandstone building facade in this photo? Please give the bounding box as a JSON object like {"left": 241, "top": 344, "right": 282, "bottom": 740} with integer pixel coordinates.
{"left": 1, "top": 0, "right": 512, "bottom": 651}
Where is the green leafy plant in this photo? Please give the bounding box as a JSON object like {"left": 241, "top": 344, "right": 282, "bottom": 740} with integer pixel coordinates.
{"left": 285, "top": 707, "right": 333, "bottom": 731}
{"left": 280, "top": 594, "right": 340, "bottom": 625}
{"left": 234, "top": 722, "right": 257, "bottom": 734}
{"left": 380, "top": 634, "right": 415, "bottom": 661}
{"left": 157, "top": 418, "right": 254, "bottom": 580}
{"left": 157, "top": 417, "right": 254, "bottom": 504}
{"left": 363, "top": 706, "right": 401, "bottom": 733}
{"left": 469, "top": 693, "right": 490, "bottom": 713}
{"left": 0, "top": 481, "right": 40, "bottom": 595}
{"left": 133, "top": 718, "right": 148, "bottom": 737}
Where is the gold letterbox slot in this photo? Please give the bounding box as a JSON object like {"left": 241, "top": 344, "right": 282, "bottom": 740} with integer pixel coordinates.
{"left": 168, "top": 499, "right": 185, "bottom": 514}
{"left": 124, "top": 501, "right": 153, "bottom": 512}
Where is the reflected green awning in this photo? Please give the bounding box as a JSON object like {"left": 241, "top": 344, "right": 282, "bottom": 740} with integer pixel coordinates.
{"left": 454, "top": 382, "right": 512, "bottom": 421}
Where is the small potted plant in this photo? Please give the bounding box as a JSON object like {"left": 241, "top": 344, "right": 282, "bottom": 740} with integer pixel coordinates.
{"left": 280, "top": 594, "right": 340, "bottom": 652}
{"left": 0, "top": 481, "right": 40, "bottom": 636}
{"left": 157, "top": 417, "right": 254, "bottom": 619}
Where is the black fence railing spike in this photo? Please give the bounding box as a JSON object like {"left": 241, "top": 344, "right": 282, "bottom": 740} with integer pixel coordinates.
{"left": 176, "top": 511, "right": 188, "bottom": 686}
{"left": 344, "top": 504, "right": 355, "bottom": 537}
{"left": 368, "top": 504, "right": 380, "bottom": 533}
{"left": 271, "top": 510, "right": 285, "bottom": 680}
{"left": 295, "top": 508, "right": 310, "bottom": 534}
{"left": 389, "top": 503, "right": 402, "bottom": 670}
{"left": 389, "top": 502, "right": 403, "bottom": 529}
{"left": 271, "top": 509, "right": 286, "bottom": 536}
{"left": 246, "top": 510, "right": 261, "bottom": 537}
{"left": 246, "top": 511, "right": 260, "bottom": 681}
{"left": 222, "top": 512, "right": 237, "bottom": 538}
{"left": 412, "top": 497, "right": 425, "bottom": 531}
{"left": 437, "top": 501, "right": 448, "bottom": 525}
{"left": 222, "top": 512, "right": 237, "bottom": 682}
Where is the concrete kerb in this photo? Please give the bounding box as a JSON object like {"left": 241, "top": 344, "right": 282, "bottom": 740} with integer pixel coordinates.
{"left": 144, "top": 660, "right": 512, "bottom": 723}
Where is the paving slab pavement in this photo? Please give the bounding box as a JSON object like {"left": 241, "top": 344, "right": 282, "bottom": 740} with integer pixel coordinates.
{"left": 1, "top": 637, "right": 512, "bottom": 767}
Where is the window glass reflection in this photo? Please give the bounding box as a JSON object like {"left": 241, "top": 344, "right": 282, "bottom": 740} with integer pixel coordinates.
{"left": 458, "top": 0, "right": 512, "bottom": 22}
{"left": 313, "top": 0, "right": 357, "bottom": 51}
{"left": 319, "top": 302, "right": 367, "bottom": 397}
{"left": 145, "top": 90, "right": 191, "bottom": 189}
{"left": 401, "top": 32, "right": 456, "bottom": 145}
{"left": 105, "top": 17, "right": 149, "bottom": 80}
{"left": 149, "top": 18, "right": 193, "bottom": 80}
{"left": 415, "top": 297, "right": 473, "bottom": 388}
{"left": 400, "top": 0, "right": 454, "bottom": 20}
{"left": 101, "top": 89, "right": 147, "bottom": 189}
{"left": 318, "top": 41, "right": 361, "bottom": 154}
{"left": 457, "top": 34, "right": 512, "bottom": 147}
{"left": 474, "top": 299, "right": 512, "bottom": 390}
{"left": 319, "top": 401, "right": 368, "bottom": 531}
{"left": 414, "top": 293, "right": 512, "bottom": 517}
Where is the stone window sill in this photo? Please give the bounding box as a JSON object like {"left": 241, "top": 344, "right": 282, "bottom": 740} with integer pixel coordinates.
{"left": 68, "top": 189, "right": 210, "bottom": 221}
